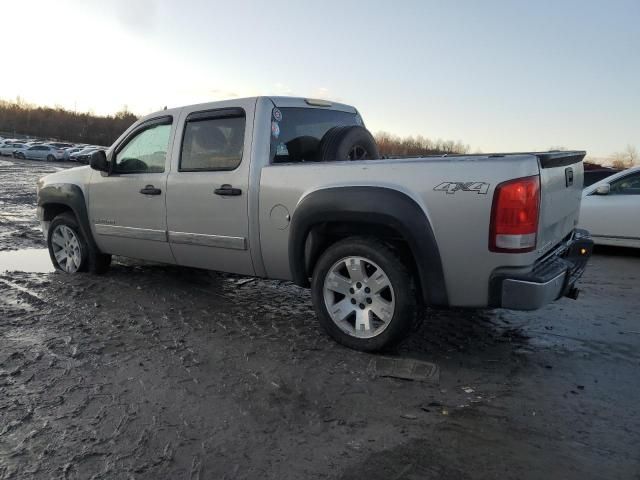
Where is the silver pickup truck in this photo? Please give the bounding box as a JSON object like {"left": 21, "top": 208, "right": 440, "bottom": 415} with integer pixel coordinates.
{"left": 36, "top": 96, "right": 593, "bottom": 351}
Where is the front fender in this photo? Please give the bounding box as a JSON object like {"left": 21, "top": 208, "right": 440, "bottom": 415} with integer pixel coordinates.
{"left": 38, "top": 183, "right": 97, "bottom": 251}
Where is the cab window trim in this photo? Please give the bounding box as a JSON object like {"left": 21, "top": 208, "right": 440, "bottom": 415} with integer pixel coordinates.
{"left": 178, "top": 107, "right": 246, "bottom": 173}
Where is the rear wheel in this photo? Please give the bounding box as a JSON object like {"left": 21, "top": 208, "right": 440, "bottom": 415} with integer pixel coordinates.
{"left": 46, "top": 154, "right": 55, "bottom": 162}
{"left": 311, "top": 237, "right": 417, "bottom": 351}
{"left": 47, "top": 212, "right": 111, "bottom": 274}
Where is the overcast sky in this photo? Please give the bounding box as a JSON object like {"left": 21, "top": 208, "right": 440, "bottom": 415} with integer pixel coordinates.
{"left": 2, "top": 0, "right": 638, "bottom": 157}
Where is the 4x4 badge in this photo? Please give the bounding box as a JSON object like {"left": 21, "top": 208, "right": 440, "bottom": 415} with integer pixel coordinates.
{"left": 434, "top": 182, "right": 490, "bottom": 195}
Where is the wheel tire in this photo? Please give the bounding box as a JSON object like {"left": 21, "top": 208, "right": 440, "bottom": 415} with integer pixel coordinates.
{"left": 320, "top": 126, "right": 380, "bottom": 162}
{"left": 46, "top": 154, "right": 54, "bottom": 162}
{"left": 311, "top": 236, "right": 417, "bottom": 352}
{"left": 47, "top": 212, "right": 112, "bottom": 274}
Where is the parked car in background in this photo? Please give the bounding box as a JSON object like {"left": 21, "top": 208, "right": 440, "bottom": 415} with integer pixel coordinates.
{"left": 48, "top": 142, "right": 75, "bottom": 149}
{"left": 584, "top": 168, "right": 620, "bottom": 187}
{"left": 63, "top": 147, "right": 84, "bottom": 161}
{"left": 11, "top": 144, "right": 30, "bottom": 158}
{"left": 71, "top": 146, "right": 100, "bottom": 164}
{"left": 20, "top": 145, "right": 66, "bottom": 161}
{"left": 0, "top": 142, "right": 25, "bottom": 156}
{"left": 579, "top": 166, "right": 640, "bottom": 248}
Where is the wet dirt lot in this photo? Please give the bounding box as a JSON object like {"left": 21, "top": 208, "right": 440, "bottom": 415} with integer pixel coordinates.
{"left": 0, "top": 158, "right": 639, "bottom": 479}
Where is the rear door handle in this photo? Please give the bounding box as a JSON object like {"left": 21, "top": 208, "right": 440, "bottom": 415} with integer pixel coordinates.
{"left": 214, "top": 184, "right": 242, "bottom": 196}
{"left": 140, "top": 185, "right": 162, "bottom": 195}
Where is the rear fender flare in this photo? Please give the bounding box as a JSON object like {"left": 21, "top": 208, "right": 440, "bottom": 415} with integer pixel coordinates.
{"left": 288, "top": 186, "right": 448, "bottom": 306}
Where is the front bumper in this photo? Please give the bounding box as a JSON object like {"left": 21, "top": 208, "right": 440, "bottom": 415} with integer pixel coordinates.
{"left": 489, "top": 229, "right": 593, "bottom": 310}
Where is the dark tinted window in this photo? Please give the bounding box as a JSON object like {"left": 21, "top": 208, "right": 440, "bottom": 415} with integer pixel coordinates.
{"left": 270, "top": 107, "right": 362, "bottom": 164}
{"left": 115, "top": 122, "right": 171, "bottom": 174}
{"left": 609, "top": 172, "right": 640, "bottom": 195}
{"left": 180, "top": 113, "right": 245, "bottom": 171}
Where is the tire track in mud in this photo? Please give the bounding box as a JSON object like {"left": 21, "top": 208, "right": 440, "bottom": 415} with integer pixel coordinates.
{"left": 0, "top": 261, "right": 529, "bottom": 479}
{"left": 0, "top": 265, "right": 326, "bottom": 478}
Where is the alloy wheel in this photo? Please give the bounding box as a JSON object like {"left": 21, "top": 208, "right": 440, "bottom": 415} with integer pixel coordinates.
{"left": 51, "top": 225, "right": 82, "bottom": 273}
{"left": 323, "top": 256, "right": 395, "bottom": 338}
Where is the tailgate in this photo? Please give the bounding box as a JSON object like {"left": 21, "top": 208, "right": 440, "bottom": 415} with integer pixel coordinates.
{"left": 536, "top": 151, "right": 586, "bottom": 254}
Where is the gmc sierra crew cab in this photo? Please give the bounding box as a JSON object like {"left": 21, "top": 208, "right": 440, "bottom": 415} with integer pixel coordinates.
{"left": 36, "top": 96, "right": 593, "bottom": 351}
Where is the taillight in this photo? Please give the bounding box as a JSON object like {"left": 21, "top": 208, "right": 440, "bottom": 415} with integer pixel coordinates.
{"left": 489, "top": 175, "right": 540, "bottom": 253}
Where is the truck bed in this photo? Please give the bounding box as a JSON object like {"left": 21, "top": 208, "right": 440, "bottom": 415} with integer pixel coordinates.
{"left": 258, "top": 151, "right": 585, "bottom": 307}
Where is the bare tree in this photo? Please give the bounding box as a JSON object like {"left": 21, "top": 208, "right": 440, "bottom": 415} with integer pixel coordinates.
{"left": 609, "top": 145, "right": 638, "bottom": 169}
{"left": 624, "top": 144, "right": 638, "bottom": 166}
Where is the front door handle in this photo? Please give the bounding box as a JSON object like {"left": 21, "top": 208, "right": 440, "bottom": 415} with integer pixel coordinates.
{"left": 140, "top": 185, "right": 162, "bottom": 195}
{"left": 214, "top": 184, "right": 242, "bottom": 196}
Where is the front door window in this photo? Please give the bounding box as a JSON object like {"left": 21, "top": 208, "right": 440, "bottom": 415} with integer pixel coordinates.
{"left": 115, "top": 123, "right": 171, "bottom": 174}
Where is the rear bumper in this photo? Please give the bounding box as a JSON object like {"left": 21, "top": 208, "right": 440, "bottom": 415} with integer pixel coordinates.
{"left": 489, "top": 229, "right": 593, "bottom": 310}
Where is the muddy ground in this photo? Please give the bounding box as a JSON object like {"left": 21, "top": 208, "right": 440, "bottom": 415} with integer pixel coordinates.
{"left": 0, "top": 157, "right": 639, "bottom": 479}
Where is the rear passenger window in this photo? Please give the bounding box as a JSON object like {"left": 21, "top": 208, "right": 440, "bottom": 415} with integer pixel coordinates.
{"left": 180, "top": 110, "right": 245, "bottom": 171}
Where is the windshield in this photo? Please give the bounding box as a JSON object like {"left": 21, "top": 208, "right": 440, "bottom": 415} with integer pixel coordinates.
{"left": 270, "top": 107, "right": 362, "bottom": 163}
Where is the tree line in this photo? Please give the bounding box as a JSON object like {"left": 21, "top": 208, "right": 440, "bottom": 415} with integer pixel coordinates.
{"left": 375, "top": 131, "right": 470, "bottom": 156}
{"left": 0, "top": 99, "right": 137, "bottom": 146}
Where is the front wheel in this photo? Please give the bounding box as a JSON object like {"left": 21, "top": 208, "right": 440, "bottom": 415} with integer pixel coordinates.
{"left": 47, "top": 212, "right": 112, "bottom": 274}
{"left": 311, "top": 237, "right": 417, "bottom": 351}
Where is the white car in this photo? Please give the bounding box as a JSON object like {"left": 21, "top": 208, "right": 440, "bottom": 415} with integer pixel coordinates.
{"left": 579, "top": 166, "right": 640, "bottom": 248}
{"left": 10, "top": 144, "right": 30, "bottom": 158}
{"left": 0, "top": 142, "right": 23, "bottom": 156}
{"left": 20, "top": 144, "right": 66, "bottom": 161}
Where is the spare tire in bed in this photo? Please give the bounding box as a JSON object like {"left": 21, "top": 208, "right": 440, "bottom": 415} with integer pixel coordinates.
{"left": 319, "top": 126, "right": 380, "bottom": 162}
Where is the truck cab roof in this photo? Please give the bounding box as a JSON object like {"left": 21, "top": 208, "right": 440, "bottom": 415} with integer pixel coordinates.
{"left": 141, "top": 96, "right": 357, "bottom": 123}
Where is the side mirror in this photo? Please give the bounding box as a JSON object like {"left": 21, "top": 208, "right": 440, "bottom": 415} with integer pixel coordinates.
{"left": 90, "top": 150, "right": 109, "bottom": 172}
{"left": 594, "top": 184, "right": 610, "bottom": 195}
